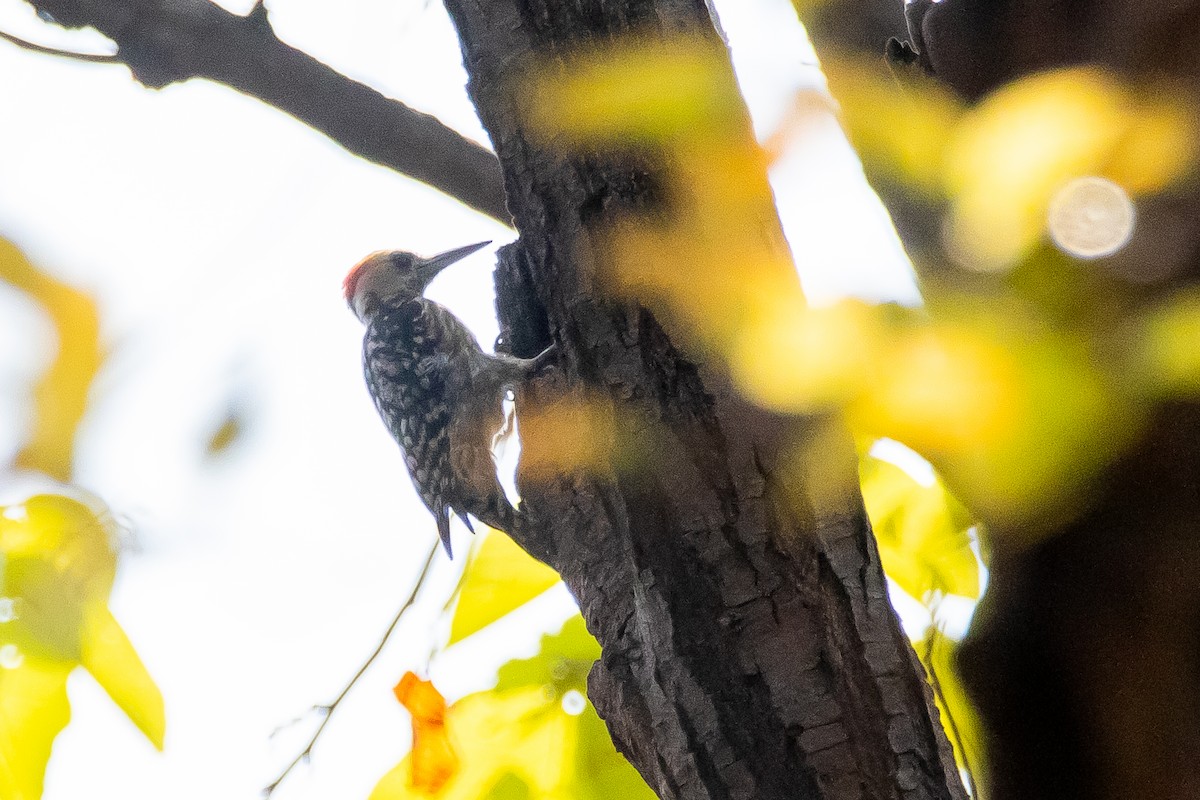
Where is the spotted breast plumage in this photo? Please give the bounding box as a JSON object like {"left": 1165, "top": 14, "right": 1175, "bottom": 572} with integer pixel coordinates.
{"left": 363, "top": 297, "right": 513, "bottom": 551}
{"left": 345, "top": 242, "right": 553, "bottom": 557}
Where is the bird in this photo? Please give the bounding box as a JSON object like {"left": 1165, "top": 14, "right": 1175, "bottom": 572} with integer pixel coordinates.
{"left": 344, "top": 241, "right": 552, "bottom": 557}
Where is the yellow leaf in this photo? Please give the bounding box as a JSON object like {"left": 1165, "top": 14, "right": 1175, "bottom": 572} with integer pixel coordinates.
{"left": 848, "top": 299, "right": 1138, "bottom": 530}
{"left": 942, "top": 68, "right": 1198, "bottom": 270}
{"left": 788, "top": 0, "right": 833, "bottom": 14}
{"left": 513, "top": 393, "right": 620, "bottom": 480}
{"left": 522, "top": 36, "right": 743, "bottom": 146}
{"left": 731, "top": 299, "right": 885, "bottom": 413}
{"left": 373, "top": 618, "right": 653, "bottom": 800}
{"left": 860, "top": 453, "right": 979, "bottom": 601}
{"left": 204, "top": 409, "right": 246, "bottom": 457}
{"left": 0, "top": 238, "right": 102, "bottom": 482}
{"left": 1134, "top": 290, "right": 1200, "bottom": 396}
{"left": 0, "top": 493, "right": 165, "bottom": 774}
{"left": 372, "top": 688, "right": 560, "bottom": 800}
{"left": 1, "top": 495, "right": 116, "bottom": 578}
{"left": 945, "top": 69, "right": 1127, "bottom": 269}
{"left": 1108, "top": 95, "right": 1199, "bottom": 194}
{"left": 0, "top": 659, "right": 72, "bottom": 800}
{"left": 850, "top": 324, "right": 1022, "bottom": 455}
{"left": 916, "top": 628, "right": 986, "bottom": 791}
{"left": 447, "top": 531, "right": 559, "bottom": 646}
{"left": 1, "top": 495, "right": 118, "bottom": 662}
{"left": 493, "top": 616, "right": 597, "bottom": 695}
{"left": 80, "top": 603, "right": 165, "bottom": 750}
{"left": 822, "top": 55, "right": 963, "bottom": 199}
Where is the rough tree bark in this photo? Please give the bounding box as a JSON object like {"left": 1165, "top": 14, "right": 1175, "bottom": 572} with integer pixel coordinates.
{"left": 821, "top": 2, "right": 1200, "bottom": 799}
{"left": 441, "top": 2, "right": 964, "bottom": 799}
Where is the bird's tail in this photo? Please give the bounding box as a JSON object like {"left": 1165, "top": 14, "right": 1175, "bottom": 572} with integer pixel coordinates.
{"left": 436, "top": 507, "right": 455, "bottom": 558}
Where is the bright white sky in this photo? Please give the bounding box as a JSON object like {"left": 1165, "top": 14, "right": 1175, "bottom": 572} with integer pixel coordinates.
{"left": 0, "top": 1, "right": 919, "bottom": 797}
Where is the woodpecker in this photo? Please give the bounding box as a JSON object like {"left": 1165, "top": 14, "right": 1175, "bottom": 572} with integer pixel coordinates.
{"left": 344, "top": 242, "right": 550, "bottom": 557}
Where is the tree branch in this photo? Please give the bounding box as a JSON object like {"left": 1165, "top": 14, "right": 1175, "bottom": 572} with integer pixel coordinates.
{"left": 23, "top": 0, "right": 512, "bottom": 225}
{"left": 264, "top": 538, "right": 440, "bottom": 797}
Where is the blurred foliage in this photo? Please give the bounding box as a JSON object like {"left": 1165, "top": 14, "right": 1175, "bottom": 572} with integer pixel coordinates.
{"left": 522, "top": 34, "right": 799, "bottom": 373}
{"left": 518, "top": 32, "right": 1200, "bottom": 539}
{"left": 524, "top": 38, "right": 745, "bottom": 146}
{"left": 0, "top": 238, "right": 161, "bottom": 797}
{"left": 204, "top": 407, "right": 247, "bottom": 458}
{"left": 512, "top": 393, "right": 618, "bottom": 481}
{"left": 446, "top": 530, "right": 559, "bottom": 646}
{"left": 822, "top": 60, "right": 1198, "bottom": 269}
{"left": 1134, "top": 289, "right": 1200, "bottom": 395}
{"left": 917, "top": 625, "right": 985, "bottom": 795}
{"left": 373, "top": 617, "right": 654, "bottom": 800}
{"left": 859, "top": 450, "right": 977, "bottom": 601}
{"left": 0, "top": 495, "right": 164, "bottom": 799}
{"left": 0, "top": 238, "right": 102, "bottom": 482}
{"left": 504, "top": 28, "right": 1200, "bottom": 795}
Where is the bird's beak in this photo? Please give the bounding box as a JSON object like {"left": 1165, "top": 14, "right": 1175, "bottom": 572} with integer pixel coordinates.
{"left": 416, "top": 241, "right": 491, "bottom": 285}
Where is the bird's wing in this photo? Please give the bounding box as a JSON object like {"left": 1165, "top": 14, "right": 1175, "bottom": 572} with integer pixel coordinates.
{"left": 447, "top": 388, "right": 516, "bottom": 533}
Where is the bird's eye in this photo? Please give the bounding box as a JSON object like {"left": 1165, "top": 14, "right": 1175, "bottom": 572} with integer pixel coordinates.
{"left": 389, "top": 253, "right": 415, "bottom": 271}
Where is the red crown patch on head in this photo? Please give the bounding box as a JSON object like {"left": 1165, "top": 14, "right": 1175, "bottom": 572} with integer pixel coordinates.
{"left": 343, "top": 254, "right": 378, "bottom": 305}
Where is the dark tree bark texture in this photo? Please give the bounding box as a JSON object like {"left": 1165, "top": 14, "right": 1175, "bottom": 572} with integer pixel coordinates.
{"left": 442, "top": 2, "right": 965, "bottom": 799}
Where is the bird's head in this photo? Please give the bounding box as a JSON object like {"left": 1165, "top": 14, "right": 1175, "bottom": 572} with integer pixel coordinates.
{"left": 344, "top": 241, "right": 491, "bottom": 323}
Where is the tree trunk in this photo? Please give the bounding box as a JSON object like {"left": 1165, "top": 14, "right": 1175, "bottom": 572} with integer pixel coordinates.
{"left": 441, "top": 2, "right": 965, "bottom": 799}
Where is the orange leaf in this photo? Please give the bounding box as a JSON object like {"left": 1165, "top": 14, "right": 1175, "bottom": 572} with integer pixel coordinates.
{"left": 394, "top": 673, "right": 458, "bottom": 793}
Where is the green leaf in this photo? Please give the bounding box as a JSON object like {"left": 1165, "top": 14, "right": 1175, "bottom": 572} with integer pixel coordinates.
{"left": 482, "top": 771, "right": 533, "bottom": 799}
{"left": 494, "top": 616, "right": 598, "bottom": 695}
{"left": 447, "top": 531, "right": 560, "bottom": 646}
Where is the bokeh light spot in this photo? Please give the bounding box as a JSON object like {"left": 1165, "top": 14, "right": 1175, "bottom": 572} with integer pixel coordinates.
{"left": 561, "top": 689, "right": 586, "bottom": 716}
{"left": 1048, "top": 176, "right": 1135, "bottom": 259}
{"left": 0, "top": 643, "right": 24, "bottom": 669}
{"left": 1, "top": 506, "right": 27, "bottom": 522}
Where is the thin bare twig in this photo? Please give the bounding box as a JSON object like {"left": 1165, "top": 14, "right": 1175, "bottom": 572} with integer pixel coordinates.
{"left": 263, "top": 539, "right": 440, "bottom": 798}
{"left": 0, "top": 27, "right": 117, "bottom": 63}
{"left": 21, "top": 0, "right": 511, "bottom": 224}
